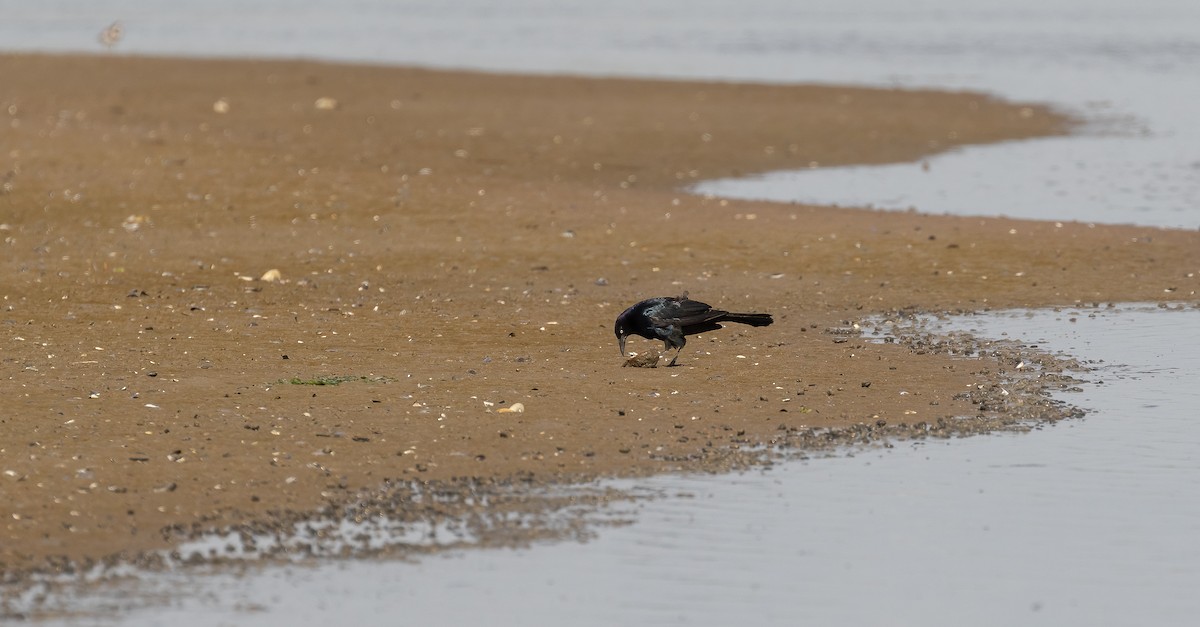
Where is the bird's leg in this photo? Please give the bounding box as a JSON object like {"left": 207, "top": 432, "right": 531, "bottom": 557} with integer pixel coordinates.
{"left": 663, "top": 328, "right": 686, "bottom": 366}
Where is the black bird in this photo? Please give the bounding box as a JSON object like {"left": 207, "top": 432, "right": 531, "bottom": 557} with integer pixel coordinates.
{"left": 614, "top": 294, "right": 773, "bottom": 365}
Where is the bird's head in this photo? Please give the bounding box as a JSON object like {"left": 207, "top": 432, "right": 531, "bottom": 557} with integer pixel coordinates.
{"left": 614, "top": 315, "right": 630, "bottom": 357}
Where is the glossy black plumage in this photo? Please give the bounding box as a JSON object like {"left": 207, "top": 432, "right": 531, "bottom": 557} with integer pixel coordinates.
{"left": 614, "top": 294, "right": 773, "bottom": 365}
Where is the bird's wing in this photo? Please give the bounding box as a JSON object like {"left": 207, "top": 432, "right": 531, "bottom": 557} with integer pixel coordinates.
{"left": 664, "top": 298, "right": 726, "bottom": 327}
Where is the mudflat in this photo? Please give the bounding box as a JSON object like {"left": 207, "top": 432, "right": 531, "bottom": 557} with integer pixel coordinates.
{"left": 2, "top": 54, "right": 1197, "bottom": 575}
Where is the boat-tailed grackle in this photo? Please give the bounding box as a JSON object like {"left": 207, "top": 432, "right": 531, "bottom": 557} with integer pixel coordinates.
{"left": 614, "top": 293, "right": 773, "bottom": 365}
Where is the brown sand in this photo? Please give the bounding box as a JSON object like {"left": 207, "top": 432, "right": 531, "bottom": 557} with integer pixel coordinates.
{"left": 1, "top": 54, "right": 1198, "bottom": 575}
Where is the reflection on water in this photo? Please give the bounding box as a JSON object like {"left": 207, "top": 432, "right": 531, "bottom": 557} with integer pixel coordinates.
{"left": 36, "top": 305, "right": 1200, "bottom": 626}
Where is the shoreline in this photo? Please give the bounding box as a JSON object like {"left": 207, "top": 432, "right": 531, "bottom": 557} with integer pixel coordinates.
{"left": 1, "top": 53, "right": 1198, "bottom": 584}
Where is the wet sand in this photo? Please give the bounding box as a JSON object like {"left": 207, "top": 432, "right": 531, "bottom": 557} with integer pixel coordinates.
{"left": 1, "top": 53, "right": 1198, "bottom": 578}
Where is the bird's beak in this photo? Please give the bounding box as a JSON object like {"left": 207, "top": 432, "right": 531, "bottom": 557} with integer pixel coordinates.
{"left": 618, "top": 334, "right": 627, "bottom": 357}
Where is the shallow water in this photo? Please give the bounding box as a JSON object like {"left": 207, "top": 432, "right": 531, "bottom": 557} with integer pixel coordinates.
{"left": 686, "top": 0, "right": 1200, "bottom": 229}
{"left": 694, "top": 134, "right": 1200, "bottom": 229}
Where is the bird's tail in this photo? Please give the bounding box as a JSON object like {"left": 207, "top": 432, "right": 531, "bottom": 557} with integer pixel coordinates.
{"left": 723, "top": 312, "right": 773, "bottom": 327}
